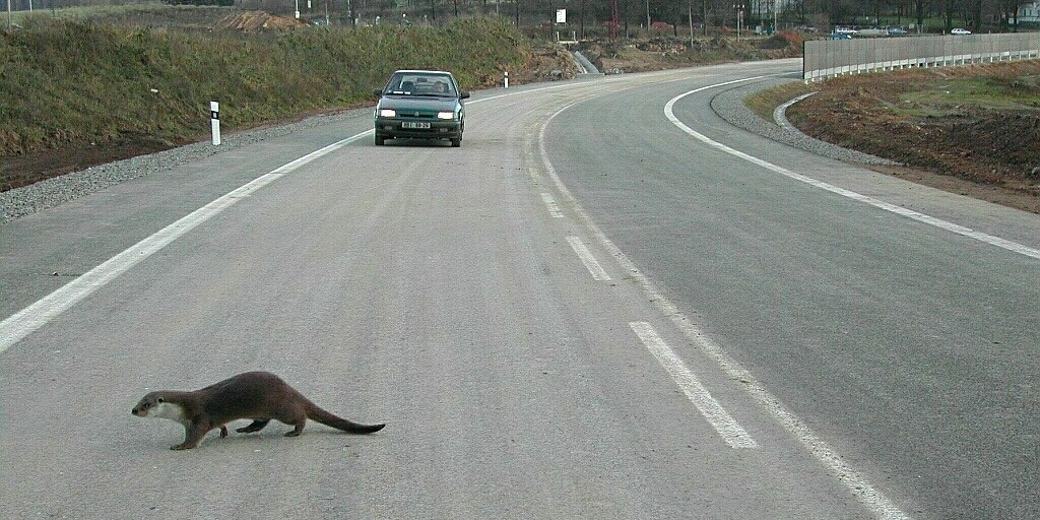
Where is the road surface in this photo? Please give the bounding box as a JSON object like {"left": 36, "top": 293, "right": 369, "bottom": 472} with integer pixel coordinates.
{"left": 2, "top": 59, "right": 1038, "bottom": 519}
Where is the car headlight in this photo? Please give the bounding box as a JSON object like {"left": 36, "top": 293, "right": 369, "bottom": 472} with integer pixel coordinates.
{"left": 437, "top": 111, "right": 455, "bottom": 120}
{"left": 379, "top": 109, "right": 396, "bottom": 118}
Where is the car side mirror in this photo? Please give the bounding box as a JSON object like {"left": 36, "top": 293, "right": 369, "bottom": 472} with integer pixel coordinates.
{"left": 373, "top": 89, "right": 383, "bottom": 97}
{"left": 460, "top": 91, "right": 470, "bottom": 99}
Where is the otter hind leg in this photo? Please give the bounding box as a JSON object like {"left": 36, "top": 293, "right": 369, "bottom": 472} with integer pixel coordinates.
{"left": 285, "top": 417, "right": 306, "bottom": 437}
{"left": 236, "top": 419, "right": 271, "bottom": 434}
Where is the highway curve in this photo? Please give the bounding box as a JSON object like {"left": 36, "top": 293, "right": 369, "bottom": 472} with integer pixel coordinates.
{"left": 2, "top": 58, "right": 1038, "bottom": 520}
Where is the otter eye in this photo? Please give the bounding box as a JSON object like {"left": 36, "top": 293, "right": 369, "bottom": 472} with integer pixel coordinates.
{"left": 157, "top": 398, "right": 164, "bottom": 403}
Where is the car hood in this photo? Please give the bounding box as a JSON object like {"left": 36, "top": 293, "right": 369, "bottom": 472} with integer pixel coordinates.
{"left": 379, "top": 96, "right": 459, "bottom": 111}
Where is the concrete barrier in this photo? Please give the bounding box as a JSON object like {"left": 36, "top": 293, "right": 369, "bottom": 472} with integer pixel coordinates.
{"left": 803, "top": 33, "right": 1040, "bottom": 81}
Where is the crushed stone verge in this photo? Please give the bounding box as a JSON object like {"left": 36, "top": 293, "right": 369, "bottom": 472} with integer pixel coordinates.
{"left": 0, "top": 108, "right": 373, "bottom": 224}
{"left": 709, "top": 78, "right": 900, "bottom": 167}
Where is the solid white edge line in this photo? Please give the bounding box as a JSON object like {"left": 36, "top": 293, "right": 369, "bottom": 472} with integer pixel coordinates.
{"left": 539, "top": 96, "right": 913, "bottom": 520}
{"left": 565, "top": 235, "right": 611, "bottom": 281}
{"left": 665, "top": 84, "right": 1040, "bottom": 262}
{"left": 0, "top": 130, "right": 373, "bottom": 355}
{"left": 540, "top": 192, "right": 564, "bottom": 218}
{"left": 0, "top": 73, "right": 666, "bottom": 355}
{"left": 630, "top": 321, "right": 758, "bottom": 449}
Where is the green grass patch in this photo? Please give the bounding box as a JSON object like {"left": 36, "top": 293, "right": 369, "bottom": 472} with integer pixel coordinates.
{"left": 744, "top": 81, "right": 818, "bottom": 124}
{"left": 894, "top": 75, "right": 1040, "bottom": 117}
{"left": 0, "top": 17, "right": 528, "bottom": 176}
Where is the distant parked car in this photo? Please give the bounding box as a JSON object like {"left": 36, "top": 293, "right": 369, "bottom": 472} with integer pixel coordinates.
{"left": 857, "top": 27, "right": 887, "bottom": 37}
{"left": 887, "top": 27, "right": 908, "bottom": 36}
{"left": 829, "top": 32, "right": 853, "bottom": 40}
{"left": 372, "top": 70, "right": 468, "bottom": 147}
{"left": 834, "top": 26, "right": 858, "bottom": 35}
{"left": 950, "top": 28, "right": 972, "bottom": 35}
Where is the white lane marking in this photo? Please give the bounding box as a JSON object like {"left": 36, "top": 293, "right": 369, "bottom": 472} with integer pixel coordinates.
{"left": 0, "top": 64, "right": 799, "bottom": 355}
{"left": 565, "top": 236, "right": 611, "bottom": 281}
{"left": 665, "top": 85, "right": 1040, "bottom": 262}
{"left": 0, "top": 131, "right": 373, "bottom": 355}
{"left": 539, "top": 101, "right": 913, "bottom": 520}
{"left": 0, "top": 76, "right": 650, "bottom": 354}
{"left": 630, "top": 322, "right": 758, "bottom": 449}
{"left": 541, "top": 193, "right": 564, "bottom": 218}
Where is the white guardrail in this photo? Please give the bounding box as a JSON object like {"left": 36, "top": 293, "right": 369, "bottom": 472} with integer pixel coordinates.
{"left": 803, "top": 33, "right": 1040, "bottom": 81}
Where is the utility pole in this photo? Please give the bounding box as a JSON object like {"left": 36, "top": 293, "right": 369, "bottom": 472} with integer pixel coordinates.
{"left": 703, "top": 0, "right": 707, "bottom": 36}
{"left": 688, "top": 0, "right": 694, "bottom": 46}
{"left": 733, "top": 3, "right": 744, "bottom": 40}
{"left": 609, "top": 0, "right": 619, "bottom": 40}
{"left": 7, "top": 0, "right": 11, "bottom": 31}
{"left": 579, "top": 0, "right": 584, "bottom": 40}
{"left": 645, "top": 0, "right": 651, "bottom": 32}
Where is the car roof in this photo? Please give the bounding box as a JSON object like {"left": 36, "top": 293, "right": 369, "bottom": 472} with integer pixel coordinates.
{"left": 393, "top": 70, "right": 454, "bottom": 75}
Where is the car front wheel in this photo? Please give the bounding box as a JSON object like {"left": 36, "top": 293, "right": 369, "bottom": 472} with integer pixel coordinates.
{"left": 375, "top": 135, "right": 385, "bottom": 146}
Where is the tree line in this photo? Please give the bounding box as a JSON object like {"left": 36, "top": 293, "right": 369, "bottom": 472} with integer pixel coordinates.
{"left": 8, "top": 0, "right": 1038, "bottom": 34}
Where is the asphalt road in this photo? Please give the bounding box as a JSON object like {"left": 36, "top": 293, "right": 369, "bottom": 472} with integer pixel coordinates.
{"left": 2, "top": 59, "right": 1038, "bottom": 520}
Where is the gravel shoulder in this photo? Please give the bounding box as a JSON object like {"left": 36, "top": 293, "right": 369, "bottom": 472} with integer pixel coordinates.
{"left": 0, "top": 107, "right": 373, "bottom": 223}
{"left": 709, "top": 78, "right": 900, "bottom": 166}
{"left": 711, "top": 74, "right": 1040, "bottom": 215}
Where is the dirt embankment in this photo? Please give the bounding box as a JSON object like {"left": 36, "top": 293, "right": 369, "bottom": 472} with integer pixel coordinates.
{"left": 786, "top": 61, "right": 1040, "bottom": 211}
{"left": 580, "top": 32, "right": 803, "bottom": 74}
{"left": 215, "top": 11, "right": 308, "bottom": 31}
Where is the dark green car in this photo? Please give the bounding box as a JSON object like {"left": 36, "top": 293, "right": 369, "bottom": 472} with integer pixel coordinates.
{"left": 373, "top": 70, "right": 469, "bottom": 147}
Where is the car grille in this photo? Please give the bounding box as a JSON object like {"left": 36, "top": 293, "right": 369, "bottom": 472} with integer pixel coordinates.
{"left": 402, "top": 112, "right": 435, "bottom": 119}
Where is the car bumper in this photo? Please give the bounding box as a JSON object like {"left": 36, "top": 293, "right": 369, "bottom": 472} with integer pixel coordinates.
{"left": 375, "top": 119, "right": 462, "bottom": 139}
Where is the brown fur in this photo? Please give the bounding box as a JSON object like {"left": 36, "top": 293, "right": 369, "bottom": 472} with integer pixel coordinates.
{"left": 132, "top": 371, "right": 385, "bottom": 450}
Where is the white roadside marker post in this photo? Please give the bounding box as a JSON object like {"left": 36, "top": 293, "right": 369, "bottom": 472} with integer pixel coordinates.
{"left": 210, "top": 101, "right": 221, "bottom": 146}
{"left": 504, "top": 71, "right": 509, "bottom": 89}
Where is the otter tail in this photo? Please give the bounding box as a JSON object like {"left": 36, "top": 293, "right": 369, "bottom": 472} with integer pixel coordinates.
{"left": 305, "top": 401, "right": 385, "bottom": 434}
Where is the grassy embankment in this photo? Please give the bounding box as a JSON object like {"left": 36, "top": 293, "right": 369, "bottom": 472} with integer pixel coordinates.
{"left": 0, "top": 17, "right": 529, "bottom": 191}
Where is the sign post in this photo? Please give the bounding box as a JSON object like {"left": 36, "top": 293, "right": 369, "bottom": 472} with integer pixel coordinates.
{"left": 210, "top": 102, "right": 221, "bottom": 146}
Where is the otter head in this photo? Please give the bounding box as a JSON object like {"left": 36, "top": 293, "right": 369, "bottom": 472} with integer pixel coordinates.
{"left": 132, "top": 392, "right": 184, "bottom": 424}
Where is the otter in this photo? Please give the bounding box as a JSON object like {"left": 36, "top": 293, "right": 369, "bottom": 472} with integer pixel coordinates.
{"left": 132, "top": 371, "right": 385, "bottom": 450}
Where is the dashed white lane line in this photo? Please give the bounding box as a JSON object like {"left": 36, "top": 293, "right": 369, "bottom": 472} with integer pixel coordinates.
{"left": 540, "top": 97, "right": 913, "bottom": 520}
{"left": 665, "top": 83, "right": 1040, "bottom": 262}
{"left": 629, "top": 322, "right": 758, "bottom": 449}
{"left": 0, "top": 130, "right": 373, "bottom": 355}
{"left": 565, "top": 236, "right": 611, "bottom": 281}
{"left": 541, "top": 193, "right": 564, "bottom": 218}
{"left": 0, "top": 79, "right": 648, "bottom": 355}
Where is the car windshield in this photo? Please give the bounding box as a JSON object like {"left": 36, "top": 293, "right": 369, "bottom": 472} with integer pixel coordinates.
{"left": 384, "top": 73, "right": 457, "bottom": 97}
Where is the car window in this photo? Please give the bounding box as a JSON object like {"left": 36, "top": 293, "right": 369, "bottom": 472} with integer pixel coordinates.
{"left": 385, "top": 73, "right": 457, "bottom": 97}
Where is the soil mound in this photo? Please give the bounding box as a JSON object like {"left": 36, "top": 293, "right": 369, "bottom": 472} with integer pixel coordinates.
{"left": 215, "top": 11, "right": 307, "bottom": 31}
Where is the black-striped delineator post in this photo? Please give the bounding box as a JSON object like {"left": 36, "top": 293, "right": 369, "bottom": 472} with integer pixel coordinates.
{"left": 210, "top": 101, "right": 221, "bottom": 146}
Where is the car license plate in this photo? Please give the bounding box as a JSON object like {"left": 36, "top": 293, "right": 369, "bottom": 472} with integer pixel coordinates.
{"left": 402, "top": 122, "right": 431, "bottom": 129}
